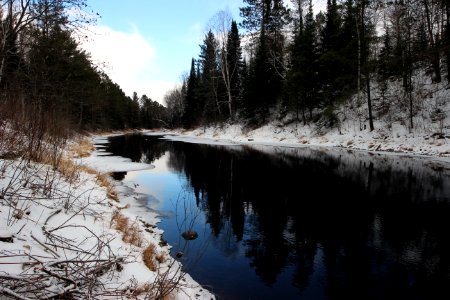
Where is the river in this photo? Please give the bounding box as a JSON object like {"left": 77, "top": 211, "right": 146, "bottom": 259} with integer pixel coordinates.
{"left": 102, "top": 133, "right": 450, "bottom": 300}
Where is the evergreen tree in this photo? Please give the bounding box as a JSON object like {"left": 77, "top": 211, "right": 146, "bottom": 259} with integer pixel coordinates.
{"left": 198, "top": 30, "right": 221, "bottom": 123}
{"left": 357, "top": 0, "right": 376, "bottom": 131}
{"left": 183, "top": 59, "right": 199, "bottom": 128}
{"left": 318, "top": 0, "right": 343, "bottom": 106}
{"left": 240, "top": 0, "right": 290, "bottom": 123}
{"left": 287, "top": 0, "right": 318, "bottom": 123}
{"left": 338, "top": 0, "right": 358, "bottom": 97}
{"left": 225, "top": 20, "right": 243, "bottom": 119}
{"left": 378, "top": 22, "right": 394, "bottom": 113}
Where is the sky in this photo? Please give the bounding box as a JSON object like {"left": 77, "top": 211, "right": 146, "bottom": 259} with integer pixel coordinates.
{"left": 80, "top": 0, "right": 243, "bottom": 105}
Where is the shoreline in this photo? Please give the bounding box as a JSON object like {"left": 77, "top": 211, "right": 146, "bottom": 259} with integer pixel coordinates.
{"left": 139, "top": 122, "right": 450, "bottom": 163}
{"left": 64, "top": 126, "right": 449, "bottom": 299}
{"left": 81, "top": 134, "right": 215, "bottom": 299}
{"left": 0, "top": 132, "right": 214, "bottom": 300}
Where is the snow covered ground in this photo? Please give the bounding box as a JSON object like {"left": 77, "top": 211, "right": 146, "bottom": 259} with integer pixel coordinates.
{"left": 2, "top": 72, "right": 449, "bottom": 299}
{"left": 2, "top": 123, "right": 446, "bottom": 298}
{"left": 0, "top": 137, "right": 214, "bottom": 299}
{"left": 151, "top": 71, "right": 450, "bottom": 161}
{"left": 146, "top": 120, "right": 449, "bottom": 162}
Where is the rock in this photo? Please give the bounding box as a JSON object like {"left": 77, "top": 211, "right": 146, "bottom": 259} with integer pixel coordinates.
{"left": 181, "top": 230, "right": 198, "bottom": 240}
{"left": 159, "top": 239, "right": 168, "bottom": 247}
{"left": 0, "top": 229, "right": 13, "bottom": 243}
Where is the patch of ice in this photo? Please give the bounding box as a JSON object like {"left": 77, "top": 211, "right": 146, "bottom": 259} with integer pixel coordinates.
{"left": 77, "top": 154, "right": 154, "bottom": 173}
{"left": 161, "top": 134, "right": 240, "bottom": 147}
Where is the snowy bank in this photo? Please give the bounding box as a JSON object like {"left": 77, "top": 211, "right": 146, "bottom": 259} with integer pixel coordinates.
{"left": 148, "top": 119, "right": 450, "bottom": 161}
{"left": 150, "top": 70, "right": 450, "bottom": 160}
{"left": 0, "top": 135, "right": 214, "bottom": 299}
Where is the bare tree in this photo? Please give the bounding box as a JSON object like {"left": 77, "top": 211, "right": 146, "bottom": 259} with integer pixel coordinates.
{"left": 422, "top": 0, "right": 442, "bottom": 83}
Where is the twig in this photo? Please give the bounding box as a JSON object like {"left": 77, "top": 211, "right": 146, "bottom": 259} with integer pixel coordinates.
{"left": 41, "top": 266, "right": 77, "bottom": 287}
{"left": 30, "top": 234, "right": 60, "bottom": 258}
{"left": 44, "top": 208, "right": 62, "bottom": 226}
{"left": 0, "top": 286, "right": 32, "bottom": 300}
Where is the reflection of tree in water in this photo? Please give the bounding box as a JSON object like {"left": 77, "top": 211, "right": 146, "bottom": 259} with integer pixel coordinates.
{"left": 106, "top": 134, "right": 168, "bottom": 164}
{"left": 108, "top": 135, "right": 450, "bottom": 299}
{"left": 111, "top": 171, "right": 127, "bottom": 180}
{"left": 166, "top": 141, "right": 450, "bottom": 299}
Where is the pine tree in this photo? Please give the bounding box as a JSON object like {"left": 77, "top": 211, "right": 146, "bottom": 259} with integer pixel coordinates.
{"left": 225, "top": 20, "right": 243, "bottom": 119}
{"left": 183, "top": 59, "right": 199, "bottom": 128}
{"left": 198, "top": 30, "right": 221, "bottom": 123}
{"left": 287, "top": 0, "right": 318, "bottom": 123}
{"left": 338, "top": 0, "right": 358, "bottom": 96}
{"left": 357, "top": 0, "right": 375, "bottom": 131}
{"left": 239, "top": 0, "right": 290, "bottom": 123}
{"left": 318, "top": 0, "right": 343, "bottom": 106}
{"left": 378, "top": 23, "right": 394, "bottom": 114}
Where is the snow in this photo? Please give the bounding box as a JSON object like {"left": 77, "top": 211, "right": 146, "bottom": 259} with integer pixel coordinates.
{"left": 158, "top": 134, "right": 240, "bottom": 146}
{"left": 152, "top": 122, "right": 448, "bottom": 163}
{"left": 78, "top": 154, "right": 154, "bottom": 173}
{"left": 1, "top": 73, "right": 449, "bottom": 299}
{"left": 76, "top": 139, "right": 155, "bottom": 173}
{"left": 0, "top": 140, "right": 214, "bottom": 299}
{"left": 149, "top": 71, "right": 450, "bottom": 161}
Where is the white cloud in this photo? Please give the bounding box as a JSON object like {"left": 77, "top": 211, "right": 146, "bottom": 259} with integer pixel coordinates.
{"left": 79, "top": 25, "right": 174, "bottom": 105}
{"left": 133, "top": 79, "right": 176, "bottom": 106}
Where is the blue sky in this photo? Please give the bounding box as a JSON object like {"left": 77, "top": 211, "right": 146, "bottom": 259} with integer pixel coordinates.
{"left": 81, "top": 0, "right": 243, "bottom": 105}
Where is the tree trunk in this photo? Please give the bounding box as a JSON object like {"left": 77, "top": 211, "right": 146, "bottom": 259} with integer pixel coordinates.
{"left": 408, "top": 27, "right": 414, "bottom": 130}
{"left": 359, "top": 0, "right": 374, "bottom": 131}
{"left": 356, "top": 0, "right": 362, "bottom": 131}
{"left": 445, "top": 0, "right": 450, "bottom": 83}
{"left": 366, "top": 73, "right": 374, "bottom": 131}
{"left": 423, "top": 0, "right": 441, "bottom": 83}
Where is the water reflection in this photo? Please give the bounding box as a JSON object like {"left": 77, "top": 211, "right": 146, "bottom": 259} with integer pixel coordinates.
{"left": 106, "top": 134, "right": 450, "bottom": 300}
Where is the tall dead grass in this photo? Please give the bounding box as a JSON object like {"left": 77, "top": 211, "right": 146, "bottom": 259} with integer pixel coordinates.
{"left": 111, "top": 210, "right": 143, "bottom": 247}
{"left": 70, "top": 137, "right": 95, "bottom": 158}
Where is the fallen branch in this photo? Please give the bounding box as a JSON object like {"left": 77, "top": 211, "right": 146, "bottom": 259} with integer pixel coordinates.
{"left": 0, "top": 286, "right": 32, "bottom": 300}
{"left": 30, "top": 234, "right": 60, "bottom": 258}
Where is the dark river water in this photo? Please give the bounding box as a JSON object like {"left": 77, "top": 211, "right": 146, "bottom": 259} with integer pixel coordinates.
{"left": 104, "top": 133, "right": 450, "bottom": 300}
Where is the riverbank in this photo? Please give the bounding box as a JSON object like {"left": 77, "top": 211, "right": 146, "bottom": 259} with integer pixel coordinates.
{"left": 0, "top": 133, "right": 214, "bottom": 299}
{"left": 146, "top": 119, "right": 450, "bottom": 161}
{"left": 102, "top": 129, "right": 450, "bottom": 300}
{"left": 3, "top": 118, "right": 444, "bottom": 298}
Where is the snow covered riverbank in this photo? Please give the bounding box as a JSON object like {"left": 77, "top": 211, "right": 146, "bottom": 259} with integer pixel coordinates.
{"left": 148, "top": 119, "right": 450, "bottom": 162}
{"left": 0, "top": 134, "right": 214, "bottom": 299}
{"left": 3, "top": 117, "right": 446, "bottom": 299}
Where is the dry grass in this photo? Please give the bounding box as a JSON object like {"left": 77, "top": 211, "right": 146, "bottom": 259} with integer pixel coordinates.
{"left": 96, "top": 172, "right": 119, "bottom": 201}
{"left": 111, "top": 211, "right": 143, "bottom": 247}
{"left": 155, "top": 253, "right": 166, "bottom": 264}
{"left": 111, "top": 210, "right": 129, "bottom": 232}
{"left": 143, "top": 244, "right": 157, "bottom": 272}
{"left": 128, "top": 281, "right": 175, "bottom": 300}
{"left": 64, "top": 137, "right": 119, "bottom": 201}
{"left": 130, "top": 282, "right": 152, "bottom": 297}
{"left": 80, "top": 167, "right": 119, "bottom": 201}
{"left": 70, "top": 137, "right": 95, "bottom": 158}
{"left": 123, "top": 222, "right": 143, "bottom": 246}
{"left": 54, "top": 158, "right": 80, "bottom": 183}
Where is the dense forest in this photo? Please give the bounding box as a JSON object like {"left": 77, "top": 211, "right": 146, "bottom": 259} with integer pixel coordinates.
{"left": 0, "top": 0, "right": 165, "bottom": 133}
{"left": 1, "top": 0, "right": 449, "bottom": 134}
{"left": 166, "top": 0, "right": 450, "bottom": 132}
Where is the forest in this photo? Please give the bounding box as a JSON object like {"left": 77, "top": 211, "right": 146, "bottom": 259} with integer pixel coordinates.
{"left": 1, "top": 0, "right": 449, "bottom": 134}
{"left": 166, "top": 0, "right": 450, "bottom": 132}
{"left": 0, "top": 0, "right": 165, "bottom": 133}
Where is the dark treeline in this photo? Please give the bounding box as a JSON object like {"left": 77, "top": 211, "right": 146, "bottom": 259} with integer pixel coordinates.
{"left": 166, "top": 0, "right": 450, "bottom": 130}
{"left": 3, "top": 0, "right": 449, "bottom": 134}
{"left": 0, "top": 0, "right": 166, "bottom": 134}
